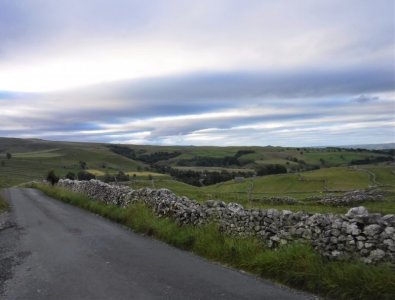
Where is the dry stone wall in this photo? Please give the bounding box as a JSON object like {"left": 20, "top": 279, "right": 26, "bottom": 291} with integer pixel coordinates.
{"left": 57, "top": 179, "right": 395, "bottom": 264}
{"left": 318, "top": 189, "right": 384, "bottom": 206}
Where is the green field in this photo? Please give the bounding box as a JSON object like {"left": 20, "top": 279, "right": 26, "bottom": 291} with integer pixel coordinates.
{"left": 11, "top": 148, "right": 63, "bottom": 158}
{"left": 0, "top": 139, "right": 145, "bottom": 187}
{"left": 125, "top": 165, "right": 395, "bottom": 214}
{"left": 174, "top": 166, "right": 255, "bottom": 172}
{"left": 0, "top": 137, "right": 394, "bottom": 214}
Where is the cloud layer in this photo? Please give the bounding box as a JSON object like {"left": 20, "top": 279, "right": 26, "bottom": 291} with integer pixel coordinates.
{"left": 0, "top": 0, "right": 394, "bottom": 146}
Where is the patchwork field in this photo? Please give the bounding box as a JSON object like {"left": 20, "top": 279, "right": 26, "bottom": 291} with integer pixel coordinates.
{"left": 0, "top": 137, "right": 394, "bottom": 214}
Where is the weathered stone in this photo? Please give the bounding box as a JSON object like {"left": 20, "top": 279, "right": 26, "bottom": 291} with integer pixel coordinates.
{"left": 385, "top": 227, "right": 394, "bottom": 235}
{"left": 331, "top": 229, "right": 340, "bottom": 237}
{"left": 346, "top": 223, "right": 361, "bottom": 235}
{"left": 346, "top": 206, "right": 368, "bottom": 217}
{"left": 364, "top": 224, "right": 382, "bottom": 236}
{"left": 369, "top": 249, "right": 386, "bottom": 262}
{"left": 383, "top": 239, "right": 394, "bottom": 248}
{"left": 227, "top": 202, "right": 244, "bottom": 213}
{"left": 357, "top": 241, "right": 364, "bottom": 250}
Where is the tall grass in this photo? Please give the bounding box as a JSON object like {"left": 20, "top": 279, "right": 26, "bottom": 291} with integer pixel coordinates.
{"left": 30, "top": 183, "right": 395, "bottom": 300}
{"left": 0, "top": 194, "right": 8, "bottom": 213}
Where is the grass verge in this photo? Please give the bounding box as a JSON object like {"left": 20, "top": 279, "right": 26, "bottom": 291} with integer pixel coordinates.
{"left": 0, "top": 193, "right": 8, "bottom": 213}
{"left": 29, "top": 183, "right": 395, "bottom": 300}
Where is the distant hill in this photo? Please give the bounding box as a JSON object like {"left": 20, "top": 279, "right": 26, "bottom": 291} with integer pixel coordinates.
{"left": 0, "top": 137, "right": 394, "bottom": 188}
{"left": 336, "top": 143, "right": 395, "bottom": 150}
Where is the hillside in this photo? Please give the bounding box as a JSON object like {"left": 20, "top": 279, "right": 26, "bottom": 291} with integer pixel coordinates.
{"left": 0, "top": 137, "right": 394, "bottom": 216}
{"left": 0, "top": 137, "right": 393, "bottom": 188}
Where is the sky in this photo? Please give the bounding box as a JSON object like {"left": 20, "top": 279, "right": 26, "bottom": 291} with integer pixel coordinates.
{"left": 0, "top": 0, "right": 394, "bottom": 147}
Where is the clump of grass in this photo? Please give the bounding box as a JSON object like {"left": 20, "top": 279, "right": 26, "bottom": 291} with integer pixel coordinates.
{"left": 0, "top": 194, "right": 8, "bottom": 213}
{"left": 29, "top": 183, "right": 395, "bottom": 300}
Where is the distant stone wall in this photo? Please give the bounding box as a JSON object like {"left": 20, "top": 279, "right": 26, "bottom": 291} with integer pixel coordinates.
{"left": 57, "top": 179, "right": 395, "bottom": 264}
{"left": 318, "top": 189, "right": 384, "bottom": 206}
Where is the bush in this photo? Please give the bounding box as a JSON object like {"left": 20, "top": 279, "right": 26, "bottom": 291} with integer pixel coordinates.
{"left": 255, "top": 164, "right": 287, "bottom": 176}
{"left": 77, "top": 171, "right": 96, "bottom": 181}
{"left": 46, "top": 170, "right": 59, "bottom": 185}
{"left": 116, "top": 171, "right": 129, "bottom": 181}
{"left": 79, "top": 160, "right": 87, "bottom": 169}
{"left": 65, "top": 172, "right": 75, "bottom": 180}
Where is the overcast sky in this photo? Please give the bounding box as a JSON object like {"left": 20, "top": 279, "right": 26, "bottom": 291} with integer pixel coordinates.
{"left": 0, "top": 0, "right": 394, "bottom": 146}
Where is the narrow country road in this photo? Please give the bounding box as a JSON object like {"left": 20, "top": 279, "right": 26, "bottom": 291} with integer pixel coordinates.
{"left": 0, "top": 188, "right": 313, "bottom": 300}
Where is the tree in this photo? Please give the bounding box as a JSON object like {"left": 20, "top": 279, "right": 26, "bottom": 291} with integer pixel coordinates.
{"left": 255, "top": 164, "right": 287, "bottom": 176}
{"left": 77, "top": 171, "right": 96, "bottom": 181}
{"left": 79, "top": 161, "right": 87, "bottom": 169}
{"left": 103, "top": 172, "right": 113, "bottom": 183}
{"left": 46, "top": 170, "right": 59, "bottom": 186}
{"left": 6, "top": 152, "right": 11, "bottom": 159}
{"left": 116, "top": 171, "right": 129, "bottom": 181}
{"left": 65, "top": 172, "right": 75, "bottom": 180}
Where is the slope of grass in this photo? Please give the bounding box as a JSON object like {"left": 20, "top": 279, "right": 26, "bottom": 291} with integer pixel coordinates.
{"left": 12, "top": 148, "right": 63, "bottom": 158}
{"left": 202, "top": 166, "right": 371, "bottom": 196}
{"left": 204, "top": 174, "right": 324, "bottom": 194}
{"left": 126, "top": 171, "right": 169, "bottom": 178}
{"left": 1, "top": 138, "right": 393, "bottom": 214}
{"left": 29, "top": 183, "right": 395, "bottom": 300}
{"left": 0, "top": 194, "right": 8, "bottom": 213}
{"left": 303, "top": 151, "right": 379, "bottom": 166}
{"left": 128, "top": 179, "right": 203, "bottom": 198}
{"left": 125, "top": 166, "right": 395, "bottom": 214}
{"left": 363, "top": 166, "right": 395, "bottom": 186}
{"left": 0, "top": 142, "right": 146, "bottom": 188}
{"left": 301, "top": 167, "right": 371, "bottom": 190}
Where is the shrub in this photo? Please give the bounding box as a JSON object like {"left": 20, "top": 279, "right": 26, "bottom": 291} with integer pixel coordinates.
{"left": 46, "top": 170, "right": 59, "bottom": 185}
{"left": 255, "top": 164, "right": 287, "bottom": 176}
{"left": 77, "top": 171, "right": 96, "bottom": 181}
{"left": 65, "top": 172, "right": 75, "bottom": 180}
{"left": 116, "top": 171, "right": 129, "bottom": 181}
{"left": 79, "top": 160, "right": 87, "bottom": 169}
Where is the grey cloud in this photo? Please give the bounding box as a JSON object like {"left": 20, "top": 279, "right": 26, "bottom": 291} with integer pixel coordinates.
{"left": 55, "top": 65, "right": 394, "bottom": 108}
{"left": 0, "top": 0, "right": 393, "bottom": 66}
{"left": 352, "top": 95, "right": 380, "bottom": 103}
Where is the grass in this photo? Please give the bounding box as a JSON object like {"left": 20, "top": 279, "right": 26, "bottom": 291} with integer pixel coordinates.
{"left": 29, "top": 183, "right": 395, "bottom": 300}
{"left": 0, "top": 140, "right": 146, "bottom": 188}
{"left": 1, "top": 137, "right": 393, "bottom": 214}
{"left": 0, "top": 194, "right": 8, "bottom": 213}
{"left": 12, "top": 148, "right": 63, "bottom": 158}
{"left": 125, "top": 171, "right": 169, "bottom": 178}
{"left": 360, "top": 165, "right": 395, "bottom": 186}
{"left": 302, "top": 167, "right": 371, "bottom": 190}
{"left": 303, "top": 151, "right": 380, "bottom": 166}
{"left": 124, "top": 165, "right": 395, "bottom": 215}
{"left": 174, "top": 166, "right": 255, "bottom": 172}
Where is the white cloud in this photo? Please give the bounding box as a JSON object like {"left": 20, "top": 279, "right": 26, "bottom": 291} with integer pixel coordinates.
{"left": 0, "top": 0, "right": 393, "bottom": 92}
